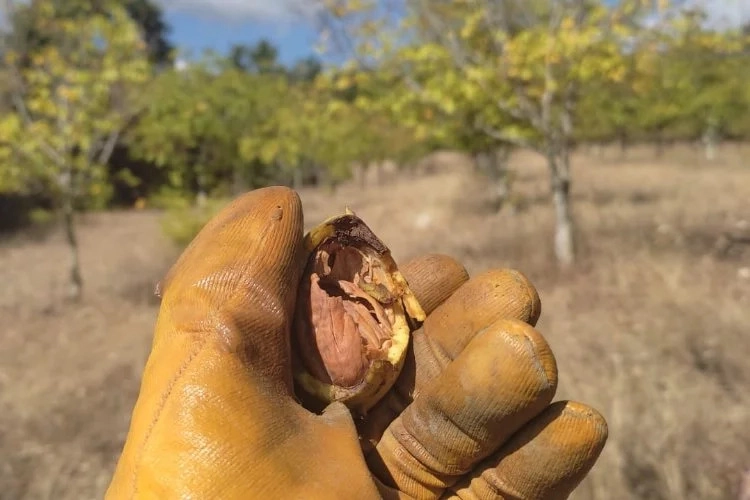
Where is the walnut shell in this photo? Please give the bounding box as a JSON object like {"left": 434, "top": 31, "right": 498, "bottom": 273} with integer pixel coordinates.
{"left": 292, "top": 209, "right": 426, "bottom": 415}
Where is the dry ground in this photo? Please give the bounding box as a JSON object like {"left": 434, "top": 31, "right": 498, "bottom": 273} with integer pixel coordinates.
{"left": 1, "top": 144, "right": 749, "bottom": 499}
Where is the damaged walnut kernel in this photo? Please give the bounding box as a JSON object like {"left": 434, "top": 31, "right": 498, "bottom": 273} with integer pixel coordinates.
{"left": 292, "top": 210, "right": 426, "bottom": 415}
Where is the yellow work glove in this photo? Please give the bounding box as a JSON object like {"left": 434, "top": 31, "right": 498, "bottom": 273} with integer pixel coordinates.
{"left": 106, "top": 186, "right": 607, "bottom": 499}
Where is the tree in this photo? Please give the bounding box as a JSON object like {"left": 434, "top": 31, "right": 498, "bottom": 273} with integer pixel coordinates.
{"left": 231, "top": 40, "right": 323, "bottom": 82}
{"left": 603, "top": 6, "right": 750, "bottom": 157}
{"left": 575, "top": 3, "right": 750, "bottom": 155}
{"left": 664, "top": 11, "right": 748, "bottom": 158}
{"left": 322, "top": 66, "right": 459, "bottom": 185}
{"left": 129, "top": 57, "right": 297, "bottom": 198}
{"left": 348, "top": 60, "right": 518, "bottom": 203}
{"left": 236, "top": 74, "right": 354, "bottom": 189}
{"left": 0, "top": 0, "right": 174, "bottom": 209}
{"left": 287, "top": 56, "right": 323, "bottom": 82}
{"left": 0, "top": 0, "right": 152, "bottom": 300}
{"left": 318, "top": 0, "right": 644, "bottom": 266}
{"left": 1, "top": 0, "right": 173, "bottom": 67}
{"left": 312, "top": 75, "right": 425, "bottom": 188}
{"left": 624, "top": 9, "right": 710, "bottom": 154}
{"left": 229, "top": 39, "right": 284, "bottom": 74}
{"left": 124, "top": 0, "right": 175, "bottom": 67}
{"left": 234, "top": 68, "right": 423, "bottom": 191}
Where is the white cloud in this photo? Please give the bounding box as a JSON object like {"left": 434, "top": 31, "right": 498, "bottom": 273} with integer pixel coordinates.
{"left": 0, "top": 0, "right": 316, "bottom": 29}
{"left": 686, "top": 0, "right": 750, "bottom": 29}
{"left": 639, "top": 0, "right": 749, "bottom": 32}
{"left": 156, "top": 0, "right": 322, "bottom": 23}
{"left": 157, "top": 0, "right": 750, "bottom": 27}
{"left": 174, "top": 57, "right": 189, "bottom": 71}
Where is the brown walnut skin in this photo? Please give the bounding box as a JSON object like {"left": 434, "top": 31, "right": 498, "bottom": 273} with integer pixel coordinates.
{"left": 292, "top": 213, "right": 425, "bottom": 416}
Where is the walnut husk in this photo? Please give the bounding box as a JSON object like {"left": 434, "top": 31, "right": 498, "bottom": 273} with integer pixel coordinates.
{"left": 292, "top": 209, "right": 425, "bottom": 415}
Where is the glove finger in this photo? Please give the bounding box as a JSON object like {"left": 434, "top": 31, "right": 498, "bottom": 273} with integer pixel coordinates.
{"left": 359, "top": 269, "right": 541, "bottom": 452}
{"left": 155, "top": 186, "right": 305, "bottom": 394}
{"left": 367, "top": 318, "right": 558, "bottom": 498}
{"left": 401, "top": 254, "right": 470, "bottom": 315}
{"left": 442, "top": 401, "right": 608, "bottom": 500}
{"left": 423, "top": 268, "right": 542, "bottom": 361}
{"left": 412, "top": 268, "right": 542, "bottom": 400}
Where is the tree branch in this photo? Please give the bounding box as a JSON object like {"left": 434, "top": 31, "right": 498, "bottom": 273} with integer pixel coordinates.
{"left": 2, "top": 0, "right": 68, "bottom": 169}
{"left": 409, "top": 0, "right": 546, "bottom": 132}
{"left": 10, "top": 93, "right": 68, "bottom": 168}
{"left": 97, "top": 130, "right": 121, "bottom": 166}
{"left": 474, "top": 118, "right": 539, "bottom": 152}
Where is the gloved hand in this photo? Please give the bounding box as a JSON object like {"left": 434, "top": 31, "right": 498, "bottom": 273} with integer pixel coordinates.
{"left": 106, "top": 186, "right": 607, "bottom": 499}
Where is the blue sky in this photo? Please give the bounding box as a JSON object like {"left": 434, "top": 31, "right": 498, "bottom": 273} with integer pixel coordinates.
{"left": 159, "top": 0, "right": 749, "bottom": 67}
{"left": 159, "top": 1, "right": 322, "bottom": 66}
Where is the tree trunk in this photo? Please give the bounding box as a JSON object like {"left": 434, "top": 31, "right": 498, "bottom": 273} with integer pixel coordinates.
{"left": 702, "top": 119, "right": 718, "bottom": 162}
{"left": 549, "top": 153, "right": 575, "bottom": 267}
{"left": 618, "top": 129, "right": 628, "bottom": 159}
{"left": 354, "top": 163, "right": 367, "bottom": 189}
{"left": 655, "top": 130, "right": 665, "bottom": 158}
{"left": 196, "top": 190, "right": 207, "bottom": 207}
{"left": 62, "top": 196, "right": 83, "bottom": 301}
{"left": 551, "top": 84, "right": 577, "bottom": 267}
{"left": 195, "top": 169, "right": 207, "bottom": 207}
{"left": 195, "top": 148, "right": 209, "bottom": 206}
{"left": 476, "top": 149, "right": 513, "bottom": 213}
{"left": 314, "top": 164, "right": 337, "bottom": 195}
{"left": 232, "top": 165, "right": 246, "bottom": 196}
{"left": 372, "top": 161, "right": 382, "bottom": 186}
{"left": 704, "top": 139, "right": 716, "bottom": 162}
{"left": 292, "top": 167, "right": 303, "bottom": 190}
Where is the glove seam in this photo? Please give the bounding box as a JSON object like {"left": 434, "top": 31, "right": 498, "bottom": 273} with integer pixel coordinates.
{"left": 129, "top": 333, "right": 208, "bottom": 498}
{"left": 421, "top": 331, "right": 453, "bottom": 374}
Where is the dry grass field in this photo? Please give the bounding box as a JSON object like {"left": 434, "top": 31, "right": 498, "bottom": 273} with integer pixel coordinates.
{"left": 1, "top": 144, "right": 748, "bottom": 499}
